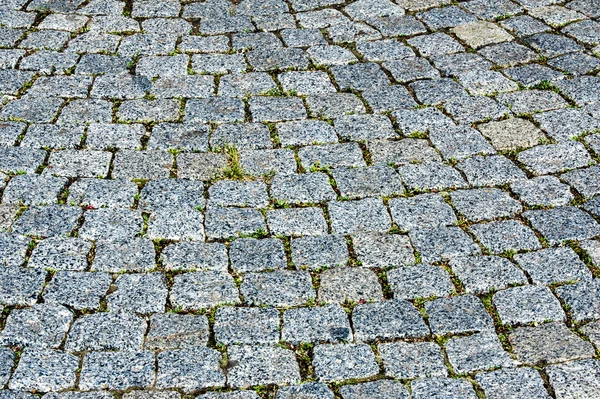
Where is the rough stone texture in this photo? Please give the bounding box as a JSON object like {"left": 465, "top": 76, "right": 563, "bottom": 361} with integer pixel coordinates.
{"left": 1, "top": 0, "right": 599, "bottom": 395}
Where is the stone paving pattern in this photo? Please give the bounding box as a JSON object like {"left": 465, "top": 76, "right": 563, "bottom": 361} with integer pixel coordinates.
{"left": 0, "top": 0, "right": 600, "bottom": 397}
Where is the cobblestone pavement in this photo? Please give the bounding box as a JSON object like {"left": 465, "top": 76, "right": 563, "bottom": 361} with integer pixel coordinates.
{"left": 1, "top": 0, "right": 600, "bottom": 397}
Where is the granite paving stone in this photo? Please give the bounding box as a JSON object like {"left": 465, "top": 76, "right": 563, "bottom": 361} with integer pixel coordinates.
{"left": 0, "top": 0, "right": 599, "bottom": 395}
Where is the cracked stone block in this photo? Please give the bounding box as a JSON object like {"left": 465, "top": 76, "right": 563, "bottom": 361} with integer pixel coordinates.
{"left": 210, "top": 123, "right": 272, "bottom": 150}
{"left": 328, "top": 199, "right": 391, "bottom": 234}
{"left": 383, "top": 58, "right": 440, "bottom": 82}
{"left": 478, "top": 118, "right": 545, "bottom": 151}
{"left": 239, "top": 148, "right": 296, "bottom": 177}
{"left": 409, "top": 226, "right": 480, "bottom": 263}
{"left": 389, "top": 194, "right": 456, "bottom": 232}
{"left": 214, "top": 307, "right": 279, "bottom": 345}
{"left": 108, "top": 273, "right": 167, "bottom": 314}
{"left": 0, "top": 147, "right": 45, "bottom": 175}
{"left": 429, "top": 124, "right": 495, "bottom": 161}
{"left": 28, "top": 237, "right": 91, "bottom": 271}
{"left": 79, "top": 208, "right": 143, "bottom": 240}
{"left": 79, "top": 351, "right": 155, "bottom": 390}
{"left": 13, "top": 205, "right": 82, "bottom": 238}
{"left": 469, "top": 220, "right": 541, "bottom": 254}
{"left": 556, "top": 280, "right": 600, "bottom": 323}
{"left": 160, "top": 242, "right": 227, "bottom": 272}
{"left": 93, "top": 238, "right": 156, "bottom": 273}
{"left": 270, "top": 173, "right": 335, "bottom": 205}
{"left": 170, "top": 271, "right": 240, "bottom": 311}
{"left": 318, "top": 267, "right": 383, "bottom": 304}
{"left": 515, "top": 247, "right": 592, "bottom": 285}
{"left": 331, "top": 63, "right": 389, "bottom": 91}
{"left": 450, "top": 256, "right": 527, "bottom": 294}
{"left": 176, "top": 152, "right": 228, "bottom": 181}
{"left": 241, "top": 270, "right": 315, "bottom": 307}
{"left": 562, "top": 166, "right": 600, "bottom": 199}
{"left": 86, "top": 123, "right": 145, "bottom": 150}
{"left": 450, "top": 188, "right": 521, "bottom": 222}
{"left": 494, "top": 285, "right": 564, "bottom": 325}
{"left": 379, "top": 341, "right": 446, "bottom": 380}
{"left": 476, "top": 367, "right": 552, "bottom": 399}
{"left": 266, "top": 207, "right": 327, "bottom": 237}
{"left": 523, "top": 206, "right": 600, "bottom": 245}
{"left": 426, "top": 294, "right": 494, "bottom": 335}
{"left": 139, "top": 179, "right": 205, "bottom": 212}
{"left": 247, "top": 47, "right": 309, "bottom": 71}
{"left": 353, "top": 232, "right": 414, "bottom": 268}
{"left": 298, "top": 143, "right": 366, "bottom": 170}
{"left": 411, "top": 378, "right": 478, "bottom": 399}
{"left": 282, "top": 304, "right": 352, "bottom": 344}
{"left": 65, "top": 311, "right": 146, "bottom": 351}
{"left": 147, "top": 123, "right": 209, "bottom": 152}
{"left": 356, "top": 39, "right": 414, "bottom": 61}
{"left": 398, "top": 162, "right": 467, "bottom": 191}
{"left": 352, "top": 299, "right": 429, "bottom": 342}
{"left": 387, "top": 264, "right": 454, "bottom": 300}
{"left": 227, "top": 345, "right": 300, "bottom": 388}
{"left": 205, "top": 207, "right": 266, "bottom": 239}
{"left": 332, "top": 165, "right": 403, "bottom": 198}
{"left": 147, "top": 208, "right": 205, "bottom": 241}
{"left": 479, "top": 42, "right": 537, "bottom": 67}
{"left": 510, "top": 176, "right": 573, "bottom": 207}
{"left": 0, "top": 304, "right": 72, "bottom": 349}
{"left": 277, "top": 120, "right": 338, "bottom": 147}
{"left": 408, "top": 33, "right": 463, "bottom": 57}
{"left": 68, "top": 178, "right": 138, "bottom": 209}
{"left": 9, "top": 349, "right": 79, "bottom": 392}
{"left": 509, "top": 322, "right": 595, "bottom": 364}
{"left": 409, "top": 78, "right": 468, "bottom": 106}
{"left": 229, "top": 238, "right": 286, "bottom": 273}
{"left": 43, "top": 271, "right": 111, "bottom": 310}
{"left": 313, "top": 344, "right": 379, "bottom": 383}
{"left": 0, "top": 267, "right": 45, "bottom": 307}
{"left": 547, "top": 359, "right": 600, "bottom": 399}
{"left": 445, "top": 332, "right": 515, "bottom": 373}
{"left": 291, "top": 234, "right": 348, "bottom": 270}
{"left": 45, "top": 150, "right": 111, "bottom": 178}
{"left": 146, "top": 313, "right": 209, "bottom": 350}
{"left": 156, "top": 347, "right": 225, "bottom": 392}
{"left": 458, "top": 155, "right": 526, "bottom": 186}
